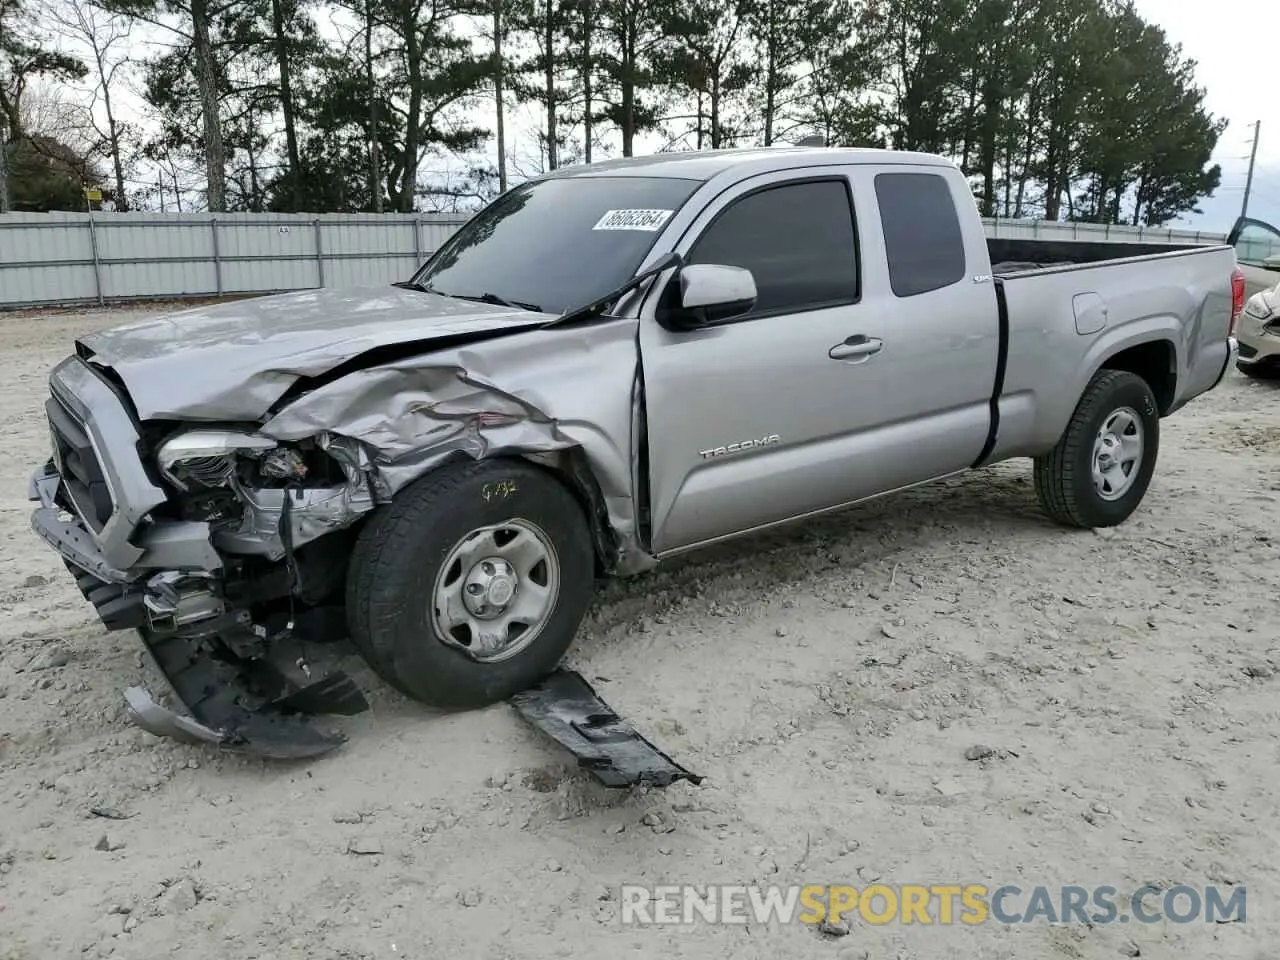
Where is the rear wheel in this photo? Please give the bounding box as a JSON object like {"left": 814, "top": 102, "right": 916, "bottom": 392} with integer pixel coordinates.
{"left": 1034, "top": 369, "right": 1159, "bottom": 528}
{"left": 346, "top": 459, "right": 596, "bottom": 708}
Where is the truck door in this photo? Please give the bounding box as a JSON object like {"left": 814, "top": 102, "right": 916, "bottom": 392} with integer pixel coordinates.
{"left": 636, "top": 164, "right": 999, "bottom": 555}
{"left": 1228, "top": 216, "right": 1280, "bottom": 293}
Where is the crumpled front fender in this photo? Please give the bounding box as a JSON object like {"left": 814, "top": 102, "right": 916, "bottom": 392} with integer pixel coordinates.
{"left": 258, "top": 319, "right": 654, "bottom": 574}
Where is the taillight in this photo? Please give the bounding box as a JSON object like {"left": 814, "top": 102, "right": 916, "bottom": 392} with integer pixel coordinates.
{"left": 1230, "top": 266, "right": 1246, "bottom": 336}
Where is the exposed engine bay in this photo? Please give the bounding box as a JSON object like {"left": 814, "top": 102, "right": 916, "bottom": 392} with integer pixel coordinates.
{"left": 43, "top": 425, "right": 383, "bottom": 757}
{"left": 27, "top": 295, "right": 673, "bottom": 769}
{"left": 154, "top": 428, "right": 375, "bottom": 567}
{"left": 24, "top": 268, "right": 712, "bottom": 781}
{"left": 46, "top": 422, "right": 692, "bottom": 775}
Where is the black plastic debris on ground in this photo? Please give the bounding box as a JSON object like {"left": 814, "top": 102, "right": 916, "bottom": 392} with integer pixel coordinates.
{"left": 509, "top": 669, "right": 703, "bottom": 788}
{"left": 123, "top": 614, "right": 367, "bottom": 760}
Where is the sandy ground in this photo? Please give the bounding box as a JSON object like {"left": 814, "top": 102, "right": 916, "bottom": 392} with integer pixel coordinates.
{"left": 2, "top": 305, "right": 1279, "bottom": 960}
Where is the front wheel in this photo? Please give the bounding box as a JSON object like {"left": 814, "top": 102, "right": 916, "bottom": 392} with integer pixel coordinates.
{"left": 1033, "top": 369, "right": 1160, "bottom": 528}
{"left": 346, "top": 459, "right": 596, "bottom": 708}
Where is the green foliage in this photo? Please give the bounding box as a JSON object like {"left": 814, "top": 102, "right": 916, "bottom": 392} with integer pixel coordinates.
{"left": 4, "top": 0, "right": 1227, "bottom": 224}
{"left": 1, "top": 0, "right": 87, "bottom": 139}
{"left": 5, "top": 133, "right": 104, "bottom": 210}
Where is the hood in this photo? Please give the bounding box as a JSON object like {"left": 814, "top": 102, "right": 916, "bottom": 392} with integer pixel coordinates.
{"left": 77, "top": 286, "right": 553, "bottom": 421}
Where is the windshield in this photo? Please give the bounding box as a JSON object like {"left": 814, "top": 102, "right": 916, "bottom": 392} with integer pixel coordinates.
{"left": 410, "top": 175, "right": 702, "bottom": 315}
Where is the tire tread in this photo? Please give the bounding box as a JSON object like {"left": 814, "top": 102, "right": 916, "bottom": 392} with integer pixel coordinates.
{"left": 1033, "top": 369, "right": 1152, "bottom": 528}
{"left": 345, "top": 458, "right": 592, "bottom": 707}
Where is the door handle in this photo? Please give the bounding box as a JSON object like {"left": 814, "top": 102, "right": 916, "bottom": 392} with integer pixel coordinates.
{"left": 828, "top": 335, "right": 883, "bottom": 361}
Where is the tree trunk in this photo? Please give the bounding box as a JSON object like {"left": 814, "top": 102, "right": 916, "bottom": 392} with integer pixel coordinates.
{"left": 694, "top": 89, "right": 704, "bottom": 149}
{"left": 493, "top": 0, "right": 507, "bottom": 189}
{"left": 96, "top": 63, "right": 128, "bottom": 210}
{"left": 190, "top": 0, "right": 226, "bottom": 211}
{"left": 581, "top": 0, "right": 592, "bottom": 163}
{"left": 1043, "top": 112, "right": 1061, "bottom": 220}
{"left": 366, "top": 0, "right": 383, "bottom": 212}
{"left": 246, "top": 104, "right": 262, "bottom": 209}
{"left": 0, "top": 129, "right": 9, "bottom": 214}
{"left": 620, "top": 27, "right": 634, "bottom": 156}
{"left": 960, "top": 76, "right": 979, "bottom": 173}
{"left": 398, "top": 4, "right": 422, "bottom": 212}
{"left": 978, "top": 75, "right": 1001, "bottom": 217}
{"left": 1001, "top": 131, "right": 1013, "bottom": 218}
{"left": 544, "top": 1, "right": 557, "bottom": 169}
{"left": 762, "top": 0, "right": 776, "bottom": 145}
{"left": 272, "top": 0, "right": 302, "bottom": 210}
{"left": 710, "top": 67, "right": 721, "bottom": 148}
{"left": 1014, "top": 84, "right": 1039, "bottom": 218}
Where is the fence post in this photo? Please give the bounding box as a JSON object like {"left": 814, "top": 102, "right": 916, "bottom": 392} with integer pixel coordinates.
{"left": 413, "top": 217, "right": 421, "bottom": 264}
{"left": 211, "top": 217, "right": 222, "bottom": 295}
{"left": 86, "top": 211, "right": 104, "bottom": 306}
{"left": 313, "top": 218, "right": 325, "bottom": 288}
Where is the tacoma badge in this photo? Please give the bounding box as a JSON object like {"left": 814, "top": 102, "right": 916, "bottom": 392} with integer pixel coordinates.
{"left": 698, "top": 434, "right": 782, "bottom": 459}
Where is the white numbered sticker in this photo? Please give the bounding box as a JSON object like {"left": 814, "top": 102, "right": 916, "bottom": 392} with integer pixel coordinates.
{"left": 592, "top": 209, "right": 674, "bottom": 231}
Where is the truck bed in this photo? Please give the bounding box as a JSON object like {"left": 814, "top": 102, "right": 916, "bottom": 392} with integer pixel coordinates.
{"left": 988, "top": 236, "right": 1207, "bottom": 276}
{"left": 984, "top": 241, "right": 1237, "bottom": 464}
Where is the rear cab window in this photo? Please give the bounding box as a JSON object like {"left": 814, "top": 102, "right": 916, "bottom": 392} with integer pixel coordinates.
{"left": 874, "top": 172, "right": 966, "bottom": 297}
{"left": 682, "top": 178, "right": 860, "bottom": 317}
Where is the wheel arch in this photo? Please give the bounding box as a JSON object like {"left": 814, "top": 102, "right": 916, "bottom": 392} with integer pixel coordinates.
{"left": 1097, "top": 338, "right": 1178, "bottom": 416}
{"left": 518, "top": 447, "right": 621, "bottom": 578}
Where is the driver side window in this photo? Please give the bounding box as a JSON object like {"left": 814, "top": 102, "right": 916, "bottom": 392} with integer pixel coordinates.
{"left": 684, "top": 178, "right": 860, "bottom": 318}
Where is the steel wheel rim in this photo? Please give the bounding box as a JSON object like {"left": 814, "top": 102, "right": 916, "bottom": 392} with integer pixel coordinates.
{"left": 431, "top": 518, "right": 560, "bottom": 663}
{"left": 1092, "top": 406, "right": 1144, "bottom": 501}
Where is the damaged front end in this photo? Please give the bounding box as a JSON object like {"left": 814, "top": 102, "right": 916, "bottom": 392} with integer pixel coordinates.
{"left": 30, "top": 357, "right": 382, "bottom": 756}
{"left": 28, "top": 297, "right": 666, "bottom": 762}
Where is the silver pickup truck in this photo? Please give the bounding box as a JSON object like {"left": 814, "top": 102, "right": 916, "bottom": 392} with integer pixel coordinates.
{"left": 28, "top": 147, "right": 1245, "bottom": 755}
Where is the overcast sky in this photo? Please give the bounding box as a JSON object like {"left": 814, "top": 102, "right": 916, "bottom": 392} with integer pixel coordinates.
{"left": 1130, "top": 0, "right": 1278, "bottom": 230}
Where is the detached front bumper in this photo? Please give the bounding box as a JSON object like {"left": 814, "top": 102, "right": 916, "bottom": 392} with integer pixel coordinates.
{"left": 31, "top": 460, "right": 368, "bottom": 756}
{"left": 27, "top": 357, "right": 368, "bottom": 757}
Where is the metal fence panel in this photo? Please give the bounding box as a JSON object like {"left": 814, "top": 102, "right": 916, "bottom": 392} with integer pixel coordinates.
{"left": 0, "top": 210, "right": 1233, "bottom": 310}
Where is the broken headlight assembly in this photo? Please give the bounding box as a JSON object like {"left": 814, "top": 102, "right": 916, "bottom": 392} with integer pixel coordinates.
{"left": 153, "top": 429, "right": 374, "bottom": 560}
{"left": 155, "top": 429, "right": 282, "bottom": 530}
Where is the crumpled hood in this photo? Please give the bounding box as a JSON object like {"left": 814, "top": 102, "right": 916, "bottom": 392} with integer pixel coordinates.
{"left": 76, "top": 285, "right": 552, "bottom": 421}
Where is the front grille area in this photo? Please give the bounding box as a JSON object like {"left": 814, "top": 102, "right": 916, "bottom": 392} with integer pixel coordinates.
{"left": 46, "top": 394, "right": 113, "bottom": 533}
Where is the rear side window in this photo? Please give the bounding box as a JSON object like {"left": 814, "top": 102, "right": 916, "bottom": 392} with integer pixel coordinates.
{"left": 874, "top": 172, "right": 966, "bottom": 297}
{"left": 687, "top": 178, "right": 859, "bottom": 315}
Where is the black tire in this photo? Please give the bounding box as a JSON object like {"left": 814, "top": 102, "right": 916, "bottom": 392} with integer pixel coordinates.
{"left": 345, "top": 458, "right": 595, "bottom": 708}
{"left": 1033, "top": 369, "right": 1159, "bottom": 528}
{"left": 1236, "top": 361, "right": 1280, "bottom": 380}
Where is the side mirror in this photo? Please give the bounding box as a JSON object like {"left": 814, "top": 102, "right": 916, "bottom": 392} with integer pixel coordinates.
{"left": 673, "top": 263, "right": 757, "bottom": 327}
